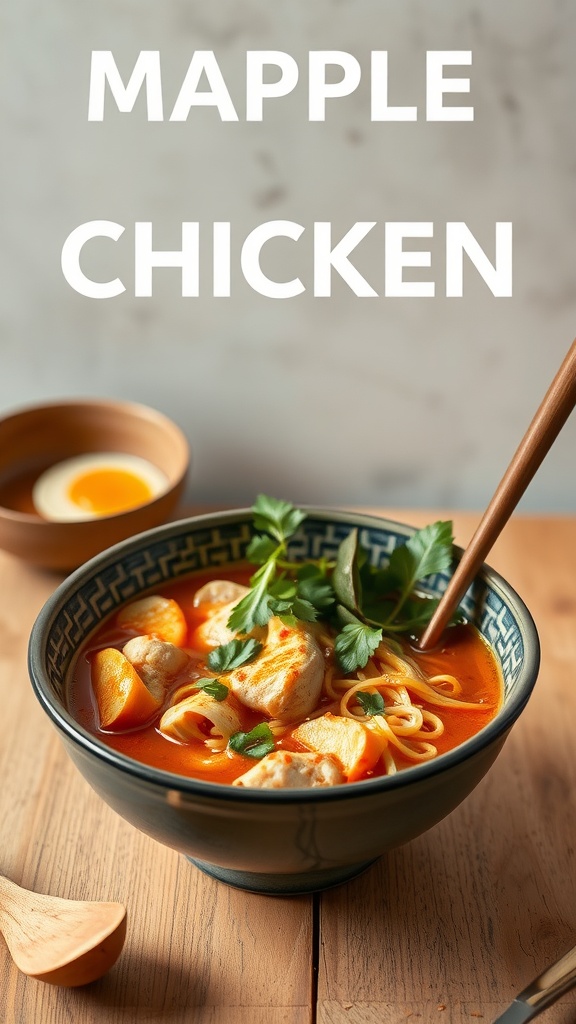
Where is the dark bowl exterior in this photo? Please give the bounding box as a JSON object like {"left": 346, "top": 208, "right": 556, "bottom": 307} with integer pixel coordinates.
{"left": 58, "top": 725, "right": 509, "bottom": 894}
{"left": 28, "top": 510, "right": 540, "bottom": 893}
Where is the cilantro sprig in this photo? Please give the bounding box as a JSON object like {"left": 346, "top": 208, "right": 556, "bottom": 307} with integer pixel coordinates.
{"left": 226, "top": 495, "right": 334, "bottom": 634}
{"left": 192, "top": 678, "right": 229, "bottom": 701}
{"left": 251, "top": 494, "right": 307, "bottom": 543}
{"left": 218, "top": 495, "right": 455, "bottom": 680}
{"left": 229, "top": 723, "right": 276, "bottom": 759}
{"left": 207, "top": 637, "right": 263, "bottom": 673}
{"left": 334, "top": 619, "right": 383, "bottom": 673}
{"left": 355, "top": 691, "right": 386, "bottom": 717}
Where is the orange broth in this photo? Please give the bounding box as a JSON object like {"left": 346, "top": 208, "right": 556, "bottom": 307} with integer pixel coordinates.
{"left": 68, "top": 566, "right": 503, "bottom": 785}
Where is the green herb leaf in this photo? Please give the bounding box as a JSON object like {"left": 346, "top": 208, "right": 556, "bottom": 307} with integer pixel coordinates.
{"left": 355, "top": 691, "right": 385, "bottom": 716}
{"left": 268, "top": 572, "right": 328, "bottom": 622}
{"left": 296, "top": 565, "right": 335, "bottom": 611}
{"left": 252, "top": 494, "right": 307, "bottom": 544}
{"left": 336, "top": 604, "right": 364, "bottom": 627}
{"left": 246, "top": 534, "right": 278, "bottom": 565}
{"left": 383, "top": 595, "right": 440, "bottom": 632}
{"left": 228, "top": 496, "right": 333, "bottom": 633}
{"left": 360, "top": 596, "right": 397, "bottom": 628}
{"left": 387, "top": 521, "right": 453, "bottom": 597}
{"left": 334, "top": 619, "right": 383, "bottom": 674}
{"left": 359, "top": 559, "right": 397, "bottom": 599}
{"left": 268, "top": 576, "right": 297, "bottom": 601}
{"left": 290, "top": 597, "right": 318, "bottom": 622}
{"left": 358, "top": 521, "right": 454, "bottom": 632}
{"left": 227, "top": 560, "right": 278, "bottom": 633}
{"left": 207, "top": 637, "right": 263, "bottom": 673}
{"left": 192, "top": 678, "right": 229, "bottom": 701}
{"left": 332, "top": 528, "right": 363, "bottom": 615}
{"left": 268, "top": 599, "right": 294, "bottom": 615}
{"left": 229, "top": 723, "right": 276, "bottom": 759}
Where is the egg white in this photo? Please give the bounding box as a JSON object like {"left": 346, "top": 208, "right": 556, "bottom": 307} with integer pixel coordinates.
{"left": 32, "top": 452, "right": 168, "bottom": 522}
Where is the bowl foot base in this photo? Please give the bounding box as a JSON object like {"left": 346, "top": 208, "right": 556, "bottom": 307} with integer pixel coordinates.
{"left": 186, "top": 856, "right": 379, "bottom": 894}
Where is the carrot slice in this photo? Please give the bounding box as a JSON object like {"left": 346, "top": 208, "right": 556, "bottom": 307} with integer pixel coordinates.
{"left": 291, "top": 713, "right": 385, "bottom": 781}
{"left": 116, "top": 596, "right": 187, "bottom": 646}
{"left": 91, "top": 647, "right": 162, "bottom": 730}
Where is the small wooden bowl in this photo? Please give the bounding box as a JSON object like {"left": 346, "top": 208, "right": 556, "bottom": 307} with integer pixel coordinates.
{"left": 0, "top": 399, "right": 190, "bottom": 570}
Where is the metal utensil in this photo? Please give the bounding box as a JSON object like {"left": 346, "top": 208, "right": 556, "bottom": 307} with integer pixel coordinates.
{"left": 493, "top": 942, "right": 576, "bottom": 1023}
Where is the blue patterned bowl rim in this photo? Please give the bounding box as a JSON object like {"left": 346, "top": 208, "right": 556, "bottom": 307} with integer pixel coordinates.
{"left": 28, "top": 508, "right": 540, "bottom": 805}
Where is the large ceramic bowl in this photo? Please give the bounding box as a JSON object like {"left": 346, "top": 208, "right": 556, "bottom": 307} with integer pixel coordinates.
{"left": 29, "top": 509, "right": 540, "bottom": 894}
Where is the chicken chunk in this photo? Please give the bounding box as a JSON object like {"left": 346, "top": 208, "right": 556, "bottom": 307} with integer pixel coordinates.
{"left": 232, "top": 750, "right": 344, "bottom": 788}
{"left": 191, "top": 582, "right": 250, "bottom": 650}
{"left": 227, "top": 616, "right": 324, "bottom": 722}
{"left": 122, "top": 635, "right": 190, "bottom": 702}
{"left": 193, "top": 580, "right": 249, "bottom": 607}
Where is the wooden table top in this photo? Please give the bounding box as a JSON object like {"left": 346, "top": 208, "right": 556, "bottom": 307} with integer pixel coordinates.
{"left": 2, "top": 509, "right": 576, "bottom": 1024}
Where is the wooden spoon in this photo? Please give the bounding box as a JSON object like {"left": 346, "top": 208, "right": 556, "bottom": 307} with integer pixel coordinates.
{"left": 418, "top": 337, "right": 576, "bottom": 651}
{"left": 0, "top": 875, "right": 127, "bottom": 986}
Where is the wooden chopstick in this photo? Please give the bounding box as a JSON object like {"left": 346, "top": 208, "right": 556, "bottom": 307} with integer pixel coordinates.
{"left": 418, "top": 337, "right": 576, "bottom": 650}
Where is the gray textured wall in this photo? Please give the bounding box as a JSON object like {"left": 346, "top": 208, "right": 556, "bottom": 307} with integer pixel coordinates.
{"left": 2, "top": 1, "right": 575, "bottom": 511}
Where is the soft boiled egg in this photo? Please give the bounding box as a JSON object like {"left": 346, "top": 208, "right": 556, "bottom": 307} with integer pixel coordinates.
{"left": 32, "top": 452, "right": 168, "bottom": 522}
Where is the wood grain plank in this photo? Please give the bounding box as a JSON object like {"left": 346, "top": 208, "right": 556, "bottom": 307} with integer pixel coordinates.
{"left": 318, "top": 514, "right": 576, "bottom": 1021}
{"left": 318, "top": 1000, "right": 576, "bottom": 1023}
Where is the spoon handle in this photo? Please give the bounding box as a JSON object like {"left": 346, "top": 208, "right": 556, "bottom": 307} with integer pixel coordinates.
{"left": 419, "top": 337, "right": 576, "bottom": 650}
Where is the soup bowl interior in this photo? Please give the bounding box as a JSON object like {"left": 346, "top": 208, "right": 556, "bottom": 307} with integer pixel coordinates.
{"left": 28, "top": 509, "right": 540, "bottom": 894}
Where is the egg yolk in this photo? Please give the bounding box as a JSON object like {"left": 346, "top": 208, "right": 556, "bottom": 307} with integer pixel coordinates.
{"left": 67, "top": 468, "right": 154, "bottom": 516}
